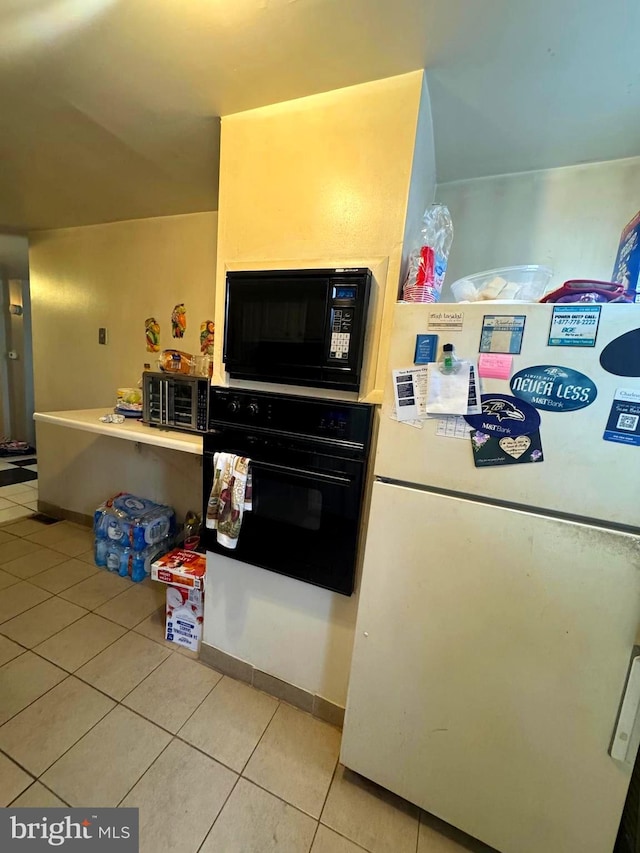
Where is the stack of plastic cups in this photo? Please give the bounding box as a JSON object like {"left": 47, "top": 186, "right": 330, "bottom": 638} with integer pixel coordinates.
{"left": 403, "top": 246, "right": 439, "bottom": 303}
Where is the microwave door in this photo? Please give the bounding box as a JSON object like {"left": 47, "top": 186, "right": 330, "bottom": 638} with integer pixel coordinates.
{"left": 224, "top": 277, "right": 329, "bottom": 383}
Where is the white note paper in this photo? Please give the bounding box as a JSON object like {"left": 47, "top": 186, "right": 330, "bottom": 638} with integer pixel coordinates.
{"left": 392, "top": 367, "right": 428, "bottom": 422}
{"left": 436, "top": 416, "right": 473, "bottom": 439}
{"left": 425, "top": 362, "right": 471, "bottom": 416}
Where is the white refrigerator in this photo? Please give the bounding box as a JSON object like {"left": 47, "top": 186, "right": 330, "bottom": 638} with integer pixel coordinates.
{"left": 342, "top": 303, "right": 640, "bottom": 853}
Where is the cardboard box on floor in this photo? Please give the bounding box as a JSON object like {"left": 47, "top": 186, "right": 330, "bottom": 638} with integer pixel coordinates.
{"left": 151, "top": 548, "right": 206, "bottom": 590}
{"left": 165, "top": 586, "right": 204, "bottom": 652}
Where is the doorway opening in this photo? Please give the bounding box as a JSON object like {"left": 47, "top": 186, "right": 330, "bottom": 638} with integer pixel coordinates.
{"left": 0, "top": 234, "right": 35, "bottom": 451}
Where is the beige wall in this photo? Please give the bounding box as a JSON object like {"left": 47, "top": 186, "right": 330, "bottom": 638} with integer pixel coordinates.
{"left": 436, "top": 156, "right": 640, "bottom": 301}
{"left": 29, "top": 211, "right": 216, "bottom": 519}
{"left": 213, "top": 71, "right": 428, "bottom": 403}
{"left": 29, "top": 211, "right": 217, "bottom": 413}
{"left": 35, "top": 424, "right": 203, "bottom": 525}
{"left": 401, "top": 74, "right": 438, "bottom": 282}
{"left": 205, "top": 71, "right": 433, "bottom": 706}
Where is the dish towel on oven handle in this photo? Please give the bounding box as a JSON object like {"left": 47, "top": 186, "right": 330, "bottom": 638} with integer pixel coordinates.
{"left": 206, "top": 452, "right": 252, "bottom": 549}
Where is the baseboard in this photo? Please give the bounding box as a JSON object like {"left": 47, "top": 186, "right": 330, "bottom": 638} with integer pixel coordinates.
{"left": 37, "top": 500, "right": 93, "bottom": 528}
{"left": 199, "top": 642, "right": 345, "bottom": 729}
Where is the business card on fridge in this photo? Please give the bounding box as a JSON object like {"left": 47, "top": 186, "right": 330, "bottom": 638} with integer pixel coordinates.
{"left": 603, "top": 388, "right": 640, "bottom": 447}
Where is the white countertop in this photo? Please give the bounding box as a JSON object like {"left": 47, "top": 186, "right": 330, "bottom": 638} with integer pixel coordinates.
{"left": 34, "top": 409, "right": 203, "bottom": 455}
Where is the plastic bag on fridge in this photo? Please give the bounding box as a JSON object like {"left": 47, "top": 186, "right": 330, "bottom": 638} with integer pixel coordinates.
{"left": 402, "top": 204, "right": 454, "bottom": 303}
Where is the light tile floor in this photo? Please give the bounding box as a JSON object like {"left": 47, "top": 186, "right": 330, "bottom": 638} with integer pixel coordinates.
{"left": 0, "top": 517, "right": 494, "bottom": 853}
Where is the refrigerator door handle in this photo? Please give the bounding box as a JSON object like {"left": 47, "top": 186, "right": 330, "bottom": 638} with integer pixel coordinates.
{"left": 610, "top": 649, "right": 640, "bottom": 765}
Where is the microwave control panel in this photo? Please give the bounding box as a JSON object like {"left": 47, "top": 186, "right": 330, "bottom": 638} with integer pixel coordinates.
{"left": 329, "top": 285, "right": 357, "bottom": 361}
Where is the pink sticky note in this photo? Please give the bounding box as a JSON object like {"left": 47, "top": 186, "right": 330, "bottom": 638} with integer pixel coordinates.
{"left": 478, "top": 353, "right": 513, "bottom": 380}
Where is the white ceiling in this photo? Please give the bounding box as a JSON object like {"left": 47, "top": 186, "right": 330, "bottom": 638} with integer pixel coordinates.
{"left": 1, "top": 0, "right": 639, "bottom": 232}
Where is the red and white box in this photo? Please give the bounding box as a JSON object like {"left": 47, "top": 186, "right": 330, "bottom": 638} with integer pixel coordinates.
{"left": 165, "top": 586, "right": 204, "bottom": 652}
{"left": 151, "top": 549, "right": 206, "bottom": 590}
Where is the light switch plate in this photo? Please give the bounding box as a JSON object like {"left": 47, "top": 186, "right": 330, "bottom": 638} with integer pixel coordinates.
{"left": 98, "top": 327, "right": 108, "bottom": 345}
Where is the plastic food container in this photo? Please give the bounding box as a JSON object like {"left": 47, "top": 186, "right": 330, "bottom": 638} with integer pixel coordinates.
{"left": 450, "top": 265, "right": 553, "bottom": 303}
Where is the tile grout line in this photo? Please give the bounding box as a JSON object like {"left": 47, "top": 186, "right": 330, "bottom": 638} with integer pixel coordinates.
{"left": 0, "top": 674, "right": 116, "bottom": 778}
{"left": 8, "top": 777, "right": 73, "bottom": 809}
{"left": 1, "top": 530, "right": 351, "bottom": 837}
{"left": 308, "top": 758, "right": 340, "bottom": 851}
{"left": 1, "top": 551, "right": 75, "bottom": 584}
{"left": 0, "top": 606, "right": 93, "bottom": 653}
{"left": 0, "top": 572, "right": 132, "bottom": 649}
{"left": 28, "top": 621, "right": 149, "bottom": 682}
{"left": 117, "top": 647, "right": 204, "bottom": 706}
{"left": 71, "top": 645, "right": 170, "bottom": 699}
{"left": 2, "top": 637, "right": 271, "bottom": 798}
{"left": 0, "top": 556, "right": 99, "bottom": 626}
{"left": 113, "top": 717, "right": 256, "bottom": 853}
{"left": 114, "top": 737, "right": 175, "bottom": 809}
{"left": 0, "top": 557, "right": 161, "bottom": 648}
{"left": 33, "top": 683, "right": 117, "bottom": 779}
{"left": 235, "top": 692, "right": 282, "bottom": 775}
{"left": 0, "top": 668, "right": 71, "bottom": 729}
{"left": 1, "top": 654, "right": 233, "bottom": 788}
{"left": 2, "top": 745, "right": 74, "bottom": 808}
{"left": 197, "top": 784, "right": 240, "bottom": 853}
{"left": 0, "top": 599, "right": 170, "bottom": 731}
{"left": 193, "top": 768, "right": 242, "bottom": 853}
{"left": 0, "top": 746, "right": 37, "bottom": 786}
{"left": 3, "top": 641, "right": 368, "bottom": 848}
{"left": 0, "top": 582, "right": 63, "bottom": 628}
{"left": 80, "top": 671, "right": 340, "bottom": 817}
{"left": 0, "top": 575, "right": 158, "bottom": 641}
{"left": 0, "top": 493, "right": 40, "bottom": 511}
{"left": 168, "top": 667, "right": 228, "bottom": 732}
{"left": 191, "top": 694, "right": 293, "bottom": 851}
{"left": 26, "top": 629, "right": 174, "bottom": 704}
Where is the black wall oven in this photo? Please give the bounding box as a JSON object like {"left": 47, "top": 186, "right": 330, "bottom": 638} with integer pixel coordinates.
{"left": 203, "top": 388, "right": 374, "bottom": 595}
{"left": 223, "top": 267, "right": 371, "bottom": 392}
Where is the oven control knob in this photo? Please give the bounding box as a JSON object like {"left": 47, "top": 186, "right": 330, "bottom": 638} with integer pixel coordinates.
{"left": 227, "top": 399, "right": 240, "bottom": 414}
{"left": 247, "top": 402, "right": 259, "bottom": 416}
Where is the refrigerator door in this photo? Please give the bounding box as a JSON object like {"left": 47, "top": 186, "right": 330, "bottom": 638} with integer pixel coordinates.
{"left": 342, "top": 481, "right": 640, "bottom": 853}
{"left": 376, "top": 303, "right": 640, "bottom": 528}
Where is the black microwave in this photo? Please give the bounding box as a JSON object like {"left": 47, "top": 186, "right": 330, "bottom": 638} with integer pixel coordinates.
{"left": 223, "top": 267, "right": 372, "bottom": 392}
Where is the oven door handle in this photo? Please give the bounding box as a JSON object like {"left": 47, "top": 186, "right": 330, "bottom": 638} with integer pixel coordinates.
{"left": 252, "top": 460, "right": 353, "bottom": 486}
